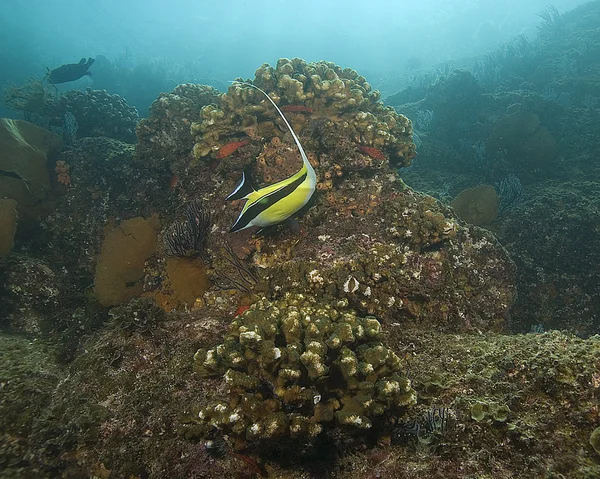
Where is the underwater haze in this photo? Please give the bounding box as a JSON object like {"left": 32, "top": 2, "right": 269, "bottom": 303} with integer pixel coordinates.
{"left": 2, "top": 0, "right": 600, "bottom": 478}
{"left": 0, "top": 0, "right": 589, "bottom": 115}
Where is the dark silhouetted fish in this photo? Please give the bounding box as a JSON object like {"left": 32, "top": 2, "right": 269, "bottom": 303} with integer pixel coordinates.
{"left": 46, "top": 57, "right": 95, "bottom": 84}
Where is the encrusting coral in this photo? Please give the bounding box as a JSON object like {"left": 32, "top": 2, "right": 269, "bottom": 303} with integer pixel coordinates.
{"left": 191, "top": 293, "right": 416, "bottom": 450}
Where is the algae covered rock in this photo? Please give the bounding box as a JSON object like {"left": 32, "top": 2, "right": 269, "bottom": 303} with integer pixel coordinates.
{"left": 39, "top": 137, "right": 167, "bottom": 308}
{"left": 0, "top": 199, "right": 17, "bottom": 255}
{"left": 192, "top": 293, "right": 416, "bottom": 450}
{"left": 495, "top": 180, "right": 600, "bottom": 335}
{"left": 245, "top": 186, "right": 515, "bottom": 332}
{"left": 0, "top": 255, "right": 63, "bottom": 334}
{"left": 0, "top": 333, "right": 62, "bottom": 476}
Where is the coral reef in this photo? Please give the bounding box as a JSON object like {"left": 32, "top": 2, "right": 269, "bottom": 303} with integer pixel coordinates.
{"left": 2, "top": 82, "right": 138, "bottom": 143}
{"left": 191, "top": 58, "right": 416, "bottom": 169}
{"left": 2, "top": 312, "right": 599, "bottom": 478}
{"left": 58, "top": 88, "right": 139, "bottom": 143}
{"left": 0, "top": 199, "right": 17, "bottom": 255}
{"left": 94, "top": 215, "right": 160, "bottom": 306}
{"left": 135, "top": 83, "right": 220, "bottom": 171}
{"left": 5, "top": 20, "right": 600, "bottom": 474}
{"left": 134, "top": 59, "right": 515, "bottom": 333}
{"left": 191, "top": 294, "right": 416, "bottom": 450}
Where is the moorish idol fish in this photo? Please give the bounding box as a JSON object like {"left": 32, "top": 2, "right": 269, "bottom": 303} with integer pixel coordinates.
{"left": 46, "top": 58, "right": 95, "bottom": 84}
{"left": 227, "top": 81, "right": 317, "bottom": 233}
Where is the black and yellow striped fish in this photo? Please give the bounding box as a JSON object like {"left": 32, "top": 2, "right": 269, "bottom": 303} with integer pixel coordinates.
{"left": 227, "top": 82, "right": 317, "bottom": 233}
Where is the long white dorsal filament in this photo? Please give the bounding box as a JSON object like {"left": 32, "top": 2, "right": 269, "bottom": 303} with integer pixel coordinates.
{"left": 231, "top": 81, "right": 310, "bottom": 168}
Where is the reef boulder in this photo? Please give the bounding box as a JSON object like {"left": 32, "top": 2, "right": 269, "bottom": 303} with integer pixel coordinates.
{"left": 137, "top": 58, "right": 516, "bottom": 333}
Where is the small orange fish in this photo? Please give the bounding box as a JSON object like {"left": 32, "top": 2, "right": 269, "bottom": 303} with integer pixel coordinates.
{"left": 281, "top": 104, "right": 314, "bottom": 114}
{"left": 216, "top": 139, "right": 249, "bottom": 159}
{"left": 357, "top": 144, "right": 386, "bottom": 161}
{"left": 234, "top": 304, "right": 250, "bottom": 317}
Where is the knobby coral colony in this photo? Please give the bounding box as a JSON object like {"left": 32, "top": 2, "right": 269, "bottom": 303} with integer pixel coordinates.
{"left": 191, "top": 295, "right": 416, "bottom": 451}
{"left": 191, "top": 57, "right": 416, "bottom": 170}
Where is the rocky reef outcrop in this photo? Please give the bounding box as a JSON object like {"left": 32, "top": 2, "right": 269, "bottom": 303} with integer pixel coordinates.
{"left": 4, "top": 47, "right": 600, "bottom": 478}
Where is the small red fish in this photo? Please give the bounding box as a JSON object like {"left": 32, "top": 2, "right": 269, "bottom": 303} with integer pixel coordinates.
{"left": 357, "top": 144, "right": 386, "bottom": 161}
{"left": 234, "top": 304, "right": 250, "bottom": 317}
{"left": 281, "top": 104, "right": 314, "bottom": 114}
{"left": 231, "top": 452, "right": 265, "bottom": 476}
{"left": 216, "top": 139, "right": 249, "bottom": 159}
{"left": 169, "top": 174, "right": 179, "bottom": 191}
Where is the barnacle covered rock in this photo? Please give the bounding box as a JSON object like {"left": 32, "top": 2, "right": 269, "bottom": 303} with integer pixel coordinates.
{"left": 192, "top": 294, "right": 415, "bottom": 449}
{"left": 191, "top": 58, "right": 415, "bottom": 170}
{"left": 136, "top": 83, "right": 220, "bottom": 171}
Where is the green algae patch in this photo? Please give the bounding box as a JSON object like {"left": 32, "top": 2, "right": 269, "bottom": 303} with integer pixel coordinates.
{"left": 93, "top": 214, "right": 160, "bottom": 306}
{"left": 470, "top": 401, "right": 487, "bottom": 422}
